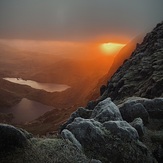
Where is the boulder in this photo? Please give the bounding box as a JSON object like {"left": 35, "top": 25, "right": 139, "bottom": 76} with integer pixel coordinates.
{"left": 118, "top": 97, "right": 163, "bottom": 121}
{"left": 60, "top": 107, "right": 92, "bottom": 131}
{"left": 60, "top": 96, "right": 161, "bottom": 162}
{"left": 66, "top": 117, "right": 105, "bottom": 147}
{"left": 65, "top": 117, "right": 154, "bottom": 163}
{"left": 91, "top": 98, "right": 122, "bottom": 123}
{"left": 143, "top": 98, "right": 163, "bottom": 119}
{"left": 0, "top": 124, "right": 29, "bottom": 152}
{"left": 118, "top": 101, "right": 149, "bottom": 124}
{"left": 130, "top": 118, "right": 144, "bottom": 137}
{"left": 61, "top": 129, "right": 82, "bottom": 151}
{"left": 103, "top": 121, "right": 139, "bottom": 140}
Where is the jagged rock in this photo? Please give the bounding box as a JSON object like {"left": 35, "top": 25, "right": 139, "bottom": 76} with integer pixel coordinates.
{"left": 61, "top": 129, "right": 82, "bottom": 151}
{"left": 60, "top": 107, "right": 92, "bottom": 131}
{"left": 60, "top": 22, "right": 163, "bottom": 162}
{"left": 143, "top": 98, "right": 163, "bottom": 119}
{"left": 90, "top": 159, "right": 102, "bottom": 163}
{"left": 118, "top": 97, "right": 163, "bottom": 121}
{"left": 62, "top": 97, "right": 156, "bottom": 162}
{"left": 65, "top": 117, "right": 154, "bottom": 163}
{"left": 91, "top": 98, "right": 122, "bottom": 123}
{"left": 0, "top": 124, "right": 29, "bottom": 152}
{"left": 104, "top": 22, "right": 163, "bottom": 102}
{"left": 118, "top": 100, "right": 149, "bottom": 124}
{"left": 130, "top": 118, "right": 144, "bottom": 137}
{"left": 100, "top": 85, "right": 107, "bottom": 96}
{"left": 86, "top": 100, "right": 99, "bottom": 110}
{"left": 66, "top": 117, "right": 105, "bottom": 147}
{"left": 103, "top": 120, "right": 139, "bottom": 140}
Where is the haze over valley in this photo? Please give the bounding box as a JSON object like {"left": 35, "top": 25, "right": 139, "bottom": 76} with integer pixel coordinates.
{"left": 0, "top": 39, "right": 120, "bottom": 128}
{"left": 0, "top": 1, "right": 163, "bottom": 162}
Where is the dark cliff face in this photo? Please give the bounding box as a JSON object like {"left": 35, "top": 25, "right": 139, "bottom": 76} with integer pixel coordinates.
{"left": 105, "top": 22, "right": 163, "bottom": 102}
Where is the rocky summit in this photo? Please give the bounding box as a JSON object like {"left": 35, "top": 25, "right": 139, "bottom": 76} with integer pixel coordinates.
{"left": 61, "top": 21, "right": 163, "bottom": 163}
{"left": 0, "top": 22, "right": 163, "bottom": 163}
{"left": 103, "top": 22, "right": 163, "bottom": 103}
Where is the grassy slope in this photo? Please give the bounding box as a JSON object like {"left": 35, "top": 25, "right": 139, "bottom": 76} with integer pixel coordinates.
{"left": 0, "top": 137, "right": 90, "bottom": 163}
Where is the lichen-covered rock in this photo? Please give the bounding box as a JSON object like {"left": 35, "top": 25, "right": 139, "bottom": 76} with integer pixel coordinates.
{"left": 91, "top": 98, "right": 122, "bottom": 123}
{"left": 104, "top": 22, "right": 163, "bottom": 102}
{"left": 143, "top": 98, "right": 163, "bottom": 119}
{"left": 118, "top": 101, "right": 149, "bottom": 124}
{"left": 65, "top": 117, "right": 154, "bottom": 163}
{"left": 66, "top": 117, "right": 105, "bottom": 147}
{"left": 118, "top": 97, "right": 163, "bottom": 122}
{"left": 90, "top": 159, "right": 102, "bottom": 163}
{"left": 130, "top": 118, "right": 144, "bottom": 137}
{"left": 0, "top": 124, "right": 29, "bottom": 153}
{"left": 61, "top": 129, "right": 82, "bottom": 151}
{"left": 60, "top": 107, "right": 92, "bottom": 131}
{"left": 103, "top": 120, "right": 139, "bottom": 140}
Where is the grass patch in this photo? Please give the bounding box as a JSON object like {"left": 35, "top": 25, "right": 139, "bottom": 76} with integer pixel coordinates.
{"left": 0, "top": 138, "right": 89, "bottom": 163}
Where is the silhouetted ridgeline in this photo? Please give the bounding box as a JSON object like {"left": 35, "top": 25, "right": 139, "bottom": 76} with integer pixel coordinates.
{"left": 104, "top": 22, "right": 163, "bottom": 102}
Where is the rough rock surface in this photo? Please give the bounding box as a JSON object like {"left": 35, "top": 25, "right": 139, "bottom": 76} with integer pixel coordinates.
{"left": 0, "top": 124, "right": 30, "bottom": 152}
{"left": 66, "top": 117, "right": 105, "bottom": 147}
{"left": 62, "top": 98, "right": 155, "bottom": 163}
{"left": 118, "top": 100, "right": 149, "bottom": 124}
{"left": 143, "top": 98, "right": 163, "bottom": 119}
{"left": 103, "top": 22, "right": 163, "bottom": 102}
{"left": 60, "top": 107, "right": 92, "bottom": 132}
{"left": 60, "top": 22, "right": 163, "bottom": 162}
{"left": 61, "top": 129, "right": 82, "bottom": 151}
{"left": 90, "top": 159, "right": 102, "bottom": 163}
{"left": 118, "top": 97, "right": 163, "bottom": 121}
{"left": 91, "top": 98, "right": 122, "bottom": 123}
{"left": 103, "top": 120, "right": 139, "bottom": 140}
{"left": 130, "top": 118, "right": 144, "bottom": 137}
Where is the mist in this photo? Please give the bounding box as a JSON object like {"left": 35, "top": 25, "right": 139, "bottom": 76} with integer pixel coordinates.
{"left": 0, "top": 0, "right": 163, "bottom": 41}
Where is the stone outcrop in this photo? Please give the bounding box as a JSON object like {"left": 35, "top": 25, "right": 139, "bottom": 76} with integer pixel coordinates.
{"left": 91, "top": 98, "right": 122, "bottom": 123}
{"left": 118, "top": 97, "right": 163, "bottom": 121}
{"left": 61, "top": 98, "right": 155, "bottom": 163}
{"left": 60, "top": 107, "right": 92, "bottom": 132}
{"left": 118, "top": 100, "right": 149, "bottom": 124}
{"left": 60, "top": 22, "right": 163, "bottom": 162}
{"left": 103, "top": 120, "right": 139, "bottom": 140}
{"left": 102, "top": 22, "right": 163, "bottom": 102}
{"left": 0, "top": 124, "right": 31, "bottom": 153}
{"left": 61, "top": 129, "right": 82, "bottom": 151}
{"left": 130, "top": 118, "right": 144, "bottom": 137}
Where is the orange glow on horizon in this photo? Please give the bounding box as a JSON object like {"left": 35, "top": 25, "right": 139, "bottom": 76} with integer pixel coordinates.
{"left": 100, "top": 43, "right": 126, "bottom": 55}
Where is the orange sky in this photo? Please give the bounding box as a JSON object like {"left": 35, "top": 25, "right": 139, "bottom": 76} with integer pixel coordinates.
{"left": 0, "top": 37, "right": 129, "bottom": 59}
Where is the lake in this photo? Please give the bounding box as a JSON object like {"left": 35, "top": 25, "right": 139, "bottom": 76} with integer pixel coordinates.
{"left": 0, "top": 98, "right": 55, "bottom": 123}
{"left": 3, "top": 77, "right": 70, "bottom": 92}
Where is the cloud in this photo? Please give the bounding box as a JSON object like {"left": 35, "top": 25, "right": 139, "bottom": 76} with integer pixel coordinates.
{"left": 0, "top": 0, "right": 163, "bottom": 41}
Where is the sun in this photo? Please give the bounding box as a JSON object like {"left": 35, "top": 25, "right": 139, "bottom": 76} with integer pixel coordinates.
{"left": 100, "top": 43, "right": 126, "bottom": 55}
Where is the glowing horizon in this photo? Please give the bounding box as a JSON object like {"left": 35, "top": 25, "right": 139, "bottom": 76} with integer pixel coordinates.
{"left": 100, "top": 43, "right": 126, "bottom": 55}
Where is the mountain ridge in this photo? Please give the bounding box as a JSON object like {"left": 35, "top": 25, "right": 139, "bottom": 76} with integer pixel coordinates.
{"left": 104, "top": 21, "right": 163, "bottom": 102}
{"left": 0, "top": 21, "right": 163, "bottom": 163}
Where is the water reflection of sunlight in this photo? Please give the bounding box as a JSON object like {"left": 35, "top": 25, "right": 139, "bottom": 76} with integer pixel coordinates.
{"left": 3, "top": 78, "right": 70, "bottom": 92}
